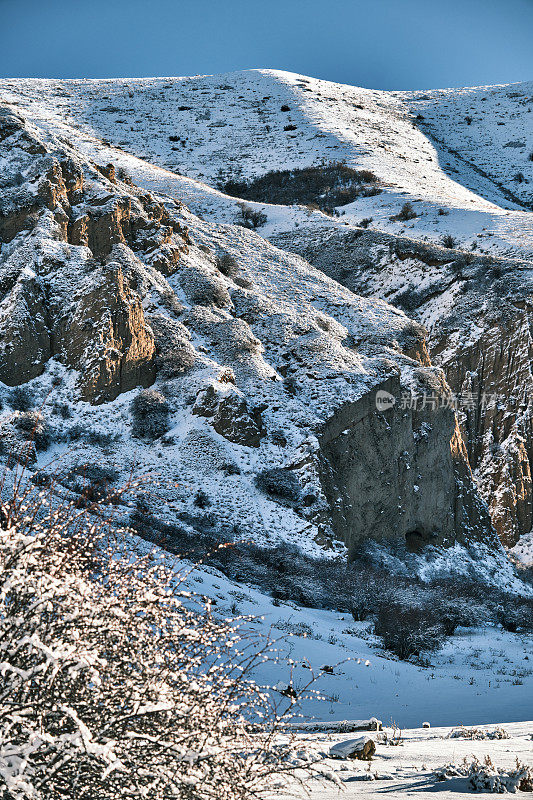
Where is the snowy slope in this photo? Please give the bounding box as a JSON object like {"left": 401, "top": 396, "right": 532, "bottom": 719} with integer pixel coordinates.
{"left": 185, "top": 564, "right": 533, "bottom": 728}
{"left": 2, "top": 70, "right": 533, "bottom": 256}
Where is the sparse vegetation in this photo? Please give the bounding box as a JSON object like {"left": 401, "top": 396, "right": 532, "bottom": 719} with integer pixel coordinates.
{"left": 391, "top": 201, "right": 418, "bottom": 222}
{"left": 441, "top": 234, "right": 457, "bottom": 248}
{"left": 130, "top": 389, "right": 170, "bottom": 439}
{"left": 237, "top": 202, "right": 267, "bottom": 229}
{"left": 222, "top": 163, "right": 380, "bottom": 215}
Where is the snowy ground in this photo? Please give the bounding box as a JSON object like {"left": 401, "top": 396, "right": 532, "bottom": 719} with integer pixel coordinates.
{"left": 176, "top": 560, "right": 533, "bottom": 730}
{"left": 281, "top": 722, "right": 532, "bottom": 799}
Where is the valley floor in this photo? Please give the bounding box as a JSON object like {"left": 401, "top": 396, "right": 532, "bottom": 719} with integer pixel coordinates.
{"left": 182, "top": 562, "right": 533, "bottom": 729}
{"left": 280, "top": 722, "right": 532, "bottom": 799}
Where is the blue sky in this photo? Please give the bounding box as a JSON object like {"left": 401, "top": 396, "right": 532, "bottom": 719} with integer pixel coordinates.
{"left": 1, "top": 0, "right": 532, "bottom": 89}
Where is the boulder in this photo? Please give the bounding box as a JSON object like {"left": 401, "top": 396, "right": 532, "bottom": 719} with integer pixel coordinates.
{"left": 192, "top": 384, "right": 264, "bottom": 447}
{"left": 329, "top": 736, "right": 376, "bottom": 760}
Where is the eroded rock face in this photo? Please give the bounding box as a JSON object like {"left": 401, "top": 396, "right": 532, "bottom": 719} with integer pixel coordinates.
{"left": 0, "top": 108, "right": 188, "bottom": 402}
{"left": 58, "top": 263, "right": 155, "bottom": 403}
{"left": 318, "top": 373, "right": 494, "bottom": 555}
{"left": 0, "top": 270, "right": 50, "bottom": 384}
{"left": 273, "top": 226, "right": 533, "bottom": 546}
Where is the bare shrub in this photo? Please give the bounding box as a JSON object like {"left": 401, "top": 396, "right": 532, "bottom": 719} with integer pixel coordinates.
{"left": 392, "top": 202, "right": 417, "bottom": 222}
{"left": 237, "top": 203, "right": 267, "bottom": 230}
{"left": 441, "top": 234, "right": 457, "bottom": 249}
{"left": 0, "top": 474, "right": 317, "bottom": 799}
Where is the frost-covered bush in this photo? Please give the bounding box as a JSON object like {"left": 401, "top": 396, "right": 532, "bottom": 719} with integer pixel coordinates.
{"left": 374, "top": 603, "right": 444, "bottom": 660}
{"left": 179, "top": 268, "right": 231, "bottom": 308}
{"left": 130, "top": 388, "right": 170, "bottom": 439}
{"left": 8, "top": 386, "right": 33, "bottom": 412}
{"left": 393, "top": 202, "right": 417, "bottom": 222}
{"left": 14, "top": 411, "right": 52, "bottom": 451}
{"left": 216, "top": 252, "right": 239, "bottom": 278}
{"left": 435, "top": 756, "right": 532, "bottom": 791}
{"left": 441, "top": 234, "right": 457, "bottom": 249}
{"left": 255, "top": 468, "right": 301, "bottom": 502}
{"left": 237, "top": 203, "right": 267, "bottom": 230}
{"left": 224, "top": 164, "right": 380, "bottom": 214}
{"left": 0, "top": 477, "right": 309, "bottom": 800}
{"left": 447, "top": 726, "right": 510, "bottom": 741}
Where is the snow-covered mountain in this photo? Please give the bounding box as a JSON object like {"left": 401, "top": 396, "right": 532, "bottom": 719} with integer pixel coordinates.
{"left": 1, "top": 70, "right": 533, "bottom": 730}
{"left": 2, "top": 69, "right": 532, "bottom": 254}
{"left": 2, "top": 68, "right": 533, "bottom": 551}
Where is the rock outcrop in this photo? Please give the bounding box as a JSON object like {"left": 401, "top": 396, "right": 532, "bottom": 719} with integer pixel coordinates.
{"left": 0, "top": 269, "right": 50, "bottom": 385}
{"left": 0, "top": 108, "right": 189, "bottom": 402}
{"left": 0, "top": 104, "right": 496, "bottom": 555}
{"left": 193, "top": 384, "right": 264, "bottom": 447}
{"left": 318, "top": 373, "right": 493, "bottom": 554}
{"left": 273, "top": 226, "right": 533, "bottom": 547}
{"left": 58, "top": 263, "right": 155, "bottom": 403}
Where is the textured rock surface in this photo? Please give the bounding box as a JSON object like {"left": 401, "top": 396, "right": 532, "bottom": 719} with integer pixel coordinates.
{"left": 193, "top": 384, "right": 264, "bottom": 447}
{"left": 0, "top": 269, "right": 50, "bottom": 384}
{"left": 318, "top": 372, "right": 494, "bottom": 554}
{"left": 58, "top": 263, "right": 155, "bottom": 402}
{"left": 0, "top": 110, "right": 186, "bottom": 402}
{"left": 0, "top": 103, "right": 495, "bottom": 555}
{"left": 273, "top": 227, "right": 533, "bottom": 547}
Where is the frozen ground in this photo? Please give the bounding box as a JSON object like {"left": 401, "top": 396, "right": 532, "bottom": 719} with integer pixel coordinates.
{"left": 280, "top": 722, "right": 532, "bottom": 799}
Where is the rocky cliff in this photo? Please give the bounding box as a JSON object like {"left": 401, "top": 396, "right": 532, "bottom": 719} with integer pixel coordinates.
{"left": 272, "top": 226, "right": 533, "bottom": 547}
{"left": 0, "top": 104, "right": 495, "bottom": 556}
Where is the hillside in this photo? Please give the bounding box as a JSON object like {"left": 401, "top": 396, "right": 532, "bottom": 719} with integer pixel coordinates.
{"left": 2, "top": 70, "right": 533, "bottom": 256}
{"left": 0, "top": 70, "right": 532, "bottom": 734}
